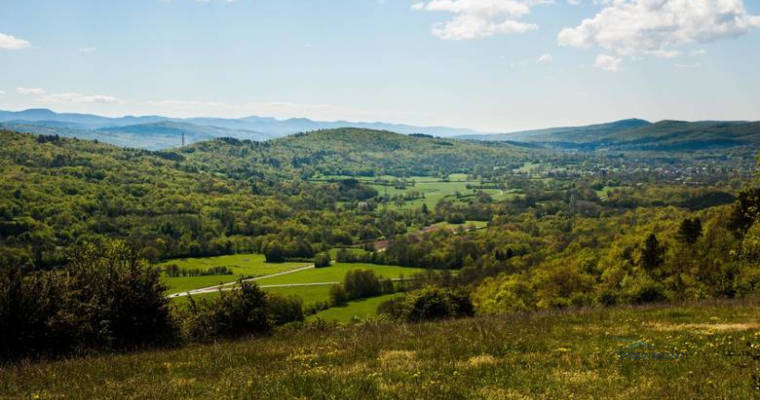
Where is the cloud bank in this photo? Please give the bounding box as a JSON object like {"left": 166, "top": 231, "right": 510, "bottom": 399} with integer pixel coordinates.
{"left": 412, "top": 0, "right": 549, "bottom": 40}
{"left": 559, "top": 0, "right": 760, "bottom": 70}
{"left": 0, "top": 33, "right": 30, "bottom": 50}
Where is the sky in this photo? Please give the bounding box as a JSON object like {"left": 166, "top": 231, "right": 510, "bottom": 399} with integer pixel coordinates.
{"left": 1, "top": 0, "right": 759, "bottom": 132}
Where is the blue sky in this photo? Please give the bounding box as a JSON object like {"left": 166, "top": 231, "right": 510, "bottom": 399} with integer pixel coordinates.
{"left": 1, "top": 0, "right": 759, "bottom": 132}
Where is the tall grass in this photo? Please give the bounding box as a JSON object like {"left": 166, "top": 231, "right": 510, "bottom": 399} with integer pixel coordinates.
{"left": 2, "top": 300, "right": 760, "bottom": 399}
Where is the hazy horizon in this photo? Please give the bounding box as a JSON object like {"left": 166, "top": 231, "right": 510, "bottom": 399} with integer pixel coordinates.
{"left": 2, "top": 0, "right": 760, "bottom": 131}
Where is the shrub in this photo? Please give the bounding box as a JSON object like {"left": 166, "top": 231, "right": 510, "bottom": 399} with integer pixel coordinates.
{"left": 0, "top": 241, "right": 176, "bottom": 359}
{"left": 447, "top": 213, "right": 466, "bottom": 224}
{"left": 263, "top": 241, "right": 285, "bottom": 263}
{"left": 267, "top": 294, "right": 304, "bottom": 325}
{"left": 184, "top": 281, "right": 271, "bottom": 341}
{"left": 378, "top": 286, "right": 474, "bottom": 322}
{"left": 314, "top": 252, "right": 331, "bottom": 268}
{"left": 329, "top": 284, "right": 348, "bottom": 306}
{"left": 343, "top": 269, "right": 381, "bottom": 300}
{"left": 622, "top": 278, "right": 668, "bottom": 304}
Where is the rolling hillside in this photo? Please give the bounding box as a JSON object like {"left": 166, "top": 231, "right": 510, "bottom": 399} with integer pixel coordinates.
{"left": 602, "top": 120, "right": 760, "bottom": 150}
{"left": 459, "top": 119, "right": 651, "bottom": 142}
{"left": 463, "top": 119, "right": 760, "bottom": 151}
{"left": 180, "top": 128, "right": 534, "bottom": 178}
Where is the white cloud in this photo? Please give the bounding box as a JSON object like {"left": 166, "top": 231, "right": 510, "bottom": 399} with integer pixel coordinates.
{"left": 0, "top": 90, "right": 5, "bottom": 95}
{"left": 559, "top": 0, "right": 760, "bottom": 58}
{"left": 79, "top": 47, "right": 97, "bottom": 53}
{"left": 537, "top": 53, "right": 552, "bottom": 63}
{"left": 0, "top": 33, "right": 30, "bottom": 50}
{"left": 675, "top": 62, "right": 702, "bottom": 69}
{"left": 411, "top": 0, "right": 548, "bottom": 40}
{"left": 17, "top": 87, "right": 47, "bottom": 95}
{"left": 594, "top": 54, "right": 622, "bottom": 71}
{"left": 690, "top": 49, "right": 706, "bottom": 56}
{"left": 567, "top": 0, "right": 580, "bottom": 5}
{"left": 41, "top": 92, "right": 124, "bottom": 104}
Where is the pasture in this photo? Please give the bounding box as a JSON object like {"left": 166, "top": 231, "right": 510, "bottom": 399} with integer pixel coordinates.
{"left": 308, "top": 293, "right": 404, "bottom": 323}
{"left": 165, "top": 258, "right": 427, "bottom": 321}
{"left": 155, "top": 254, "right": 310, "bottom": 295}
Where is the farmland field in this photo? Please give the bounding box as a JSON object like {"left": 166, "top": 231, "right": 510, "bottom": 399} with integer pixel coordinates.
{"left": 167, "top": 261, "right": 427, "bottom": 318}
{"left": 155, "top": 254, "right": 311, "bottom": 295}
{"left": 308, "top": 293, "right": 403, "bottom": 323}
{"left": 252, "top": 263, "right": 426, "bottom": 286}
{"left": 370, "top": 180, "right": 517, "bottom": 211}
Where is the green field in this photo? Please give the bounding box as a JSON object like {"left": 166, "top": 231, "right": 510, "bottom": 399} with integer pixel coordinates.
{"left": 168, "top": 261, "right": 426, "bottom": 314}
{"left": 155, "top": 254, "right": 310, "bottom": 295}
{"left": 5, "top": 301, "right": 760, "bottom": 399}
{"left": 372, "top": 180, "right": 515, "bottom": 211}
{"left": 308, "top": 293, "right": 403, "bottom": 323}
{"left": 425, "top": 220, "right": 488, "bottom": 231}
{"left": 313, "top": 174, "right": 516, "bottom": 211}
{"left": 264, "top": 285, "right": 334, "bottom": 306}
{"left": 253, "top": 263, "right": 426, "bottom": 286}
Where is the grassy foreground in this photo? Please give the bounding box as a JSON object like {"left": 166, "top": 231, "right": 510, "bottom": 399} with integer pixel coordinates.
{"left": 2, "top": 300, "right": 760, "bottom": 399}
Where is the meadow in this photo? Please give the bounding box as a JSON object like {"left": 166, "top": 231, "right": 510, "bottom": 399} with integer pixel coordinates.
{"left": 3, "top": 300, "right": 759, "bottom": 399}
{"left": 155, "top": 254, "right": 311, "bottom": 295}
{"left": 369, "top": 180, "right": 516, "bottom": 211}
{"left": 314, "top": 173, "right": 517, "bottom": 211}
{"left": 307, "top": 293, "right": 404, "bottom": 323}
{"left": 252, "top": 263, "right": 426, "bottom": 286}
{"left": 166, "top": 259, "right": 427, "bottom": 321}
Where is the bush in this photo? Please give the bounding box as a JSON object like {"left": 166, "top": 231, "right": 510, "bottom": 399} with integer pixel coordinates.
{"left": 184, "top": 281, "right": 271, "bottom": 341}
{"left": 314, "top": 252, "right": 331, "bottom": 268}
{"left": 329, "top": 284, "right": 348, "bottom": 306}
{"left": 343, "top": 269, "right": 381, "bottom": 300}
{"left": 447, "top": 213, "right": 466, "bottom": 225}
{"left": 0, "top": 241, "right": 176, "bottom": 359}
{"left": 267, "top": 294, "right": 304, "bottom": 325}
{"left": 263, "top": 241, "right": 285, "bottom": 263}
{"left": 622, "top": 278, "right": 668, "bottom": 304}
{"left": 378, "top": 286, "right": 474, "bottom": 322}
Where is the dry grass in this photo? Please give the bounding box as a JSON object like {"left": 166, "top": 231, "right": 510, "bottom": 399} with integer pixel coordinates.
{"left": 2, "top": 301, "right": 760, "bottom": 399}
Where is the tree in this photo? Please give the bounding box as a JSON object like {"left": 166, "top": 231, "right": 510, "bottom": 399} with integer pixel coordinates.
{"left": 329, "top": 284, "right": 348, "bottom": 306}
{"left": 314, "top": 252, "right": 331, "bottom": 268}
{"left": 378, "top": 286, "right": 474, "bottom": 322}
{"left": 677, "top": 218, "right": 702, "bottom": 245}
{"left": 185, "top": 280, "right": 271, "bottom": 340}
{"left": 729, "top": 188, "right": 760, "bottom": 235}
{"left": 343, "top": 269, "right": 381, "bottom": 300}
{"left": 263, "top": 240, "right": 285, "bottom": 263}
{"left": 267, "top": 294, "right": 304, "bottom": 325}
{"left": 641, "top": 233, "right": 665, "bottom": 271}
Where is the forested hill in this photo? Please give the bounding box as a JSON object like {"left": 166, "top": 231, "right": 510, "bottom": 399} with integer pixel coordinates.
{"left": 179, "top": 128, "right": 536, "bottom": 178}
{"left": 601, "top": 120, "right": 760, "bottom": 150}
{"left": 0, "top": 128, "right": 534, "bottom": 269}
{"left": 462, "top": 119, "right": 760, "bottom": 151}
{"left": 458, "top": 119, "right": 651, "bottom": 142}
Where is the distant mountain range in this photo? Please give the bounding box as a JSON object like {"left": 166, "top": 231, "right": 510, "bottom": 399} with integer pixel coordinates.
{"left": 1, "top": 108, "right": 759, "bottom": 152}
{"left": 0, "top": 108, "right": 485, "bottom": 150}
